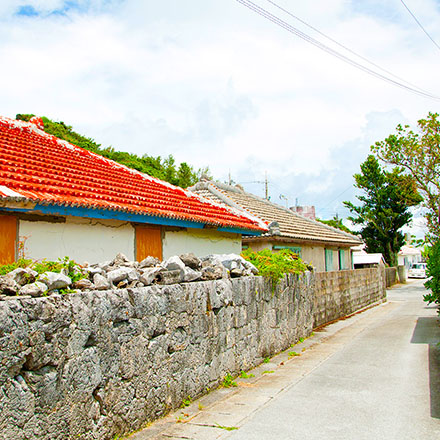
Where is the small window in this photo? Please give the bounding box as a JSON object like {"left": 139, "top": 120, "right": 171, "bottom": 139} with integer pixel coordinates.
{"left": 338, "top": 249, "right": 345, "bottom": 270}
{"left": 325, "top": 249, "right": 333, "bottom": 271}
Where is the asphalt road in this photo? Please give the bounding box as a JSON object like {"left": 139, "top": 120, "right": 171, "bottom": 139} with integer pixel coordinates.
{"left": 132, "top": 279, "right": 440, "bottom": 440}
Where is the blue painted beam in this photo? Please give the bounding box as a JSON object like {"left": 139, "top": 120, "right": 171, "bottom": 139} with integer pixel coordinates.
{"left": 1, "top": 203, "right": 263, "bottom": 235}
{"left": 2, "top": 203, "right": 205, "bottom": 229}
{"left": 217, "top": 226, "right": 263, "bottom": 236}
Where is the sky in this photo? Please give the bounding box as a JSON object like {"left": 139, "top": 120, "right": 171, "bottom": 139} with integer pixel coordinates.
{"left": 1, "top": 0, "right": 439, "bottom": 236}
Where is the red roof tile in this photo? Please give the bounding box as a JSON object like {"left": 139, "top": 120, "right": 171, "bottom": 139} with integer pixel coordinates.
{"left": 0, "top": 116, "right": 266, "bottom": 232}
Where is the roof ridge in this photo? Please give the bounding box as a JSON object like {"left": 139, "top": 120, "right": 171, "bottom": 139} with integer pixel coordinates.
{"left": 190, "top": 179, "right": 361, "bottom": 244}
{"left": 188, "top": 181, "right": 269, "bottom": 230}
{"left": 217, "top": 179, "right": 359, "bottom": 239}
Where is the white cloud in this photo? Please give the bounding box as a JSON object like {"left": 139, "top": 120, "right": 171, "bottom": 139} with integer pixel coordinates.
{"left": 0, "top": 0, "right": 439, "bottom": 237}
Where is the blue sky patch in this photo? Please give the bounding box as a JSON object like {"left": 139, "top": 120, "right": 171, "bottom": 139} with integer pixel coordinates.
{"left": 15, "top": 1, "right": 91, "bottom": 19}
{"left": 16, "top": 5, "right": 39, "bottom": 17}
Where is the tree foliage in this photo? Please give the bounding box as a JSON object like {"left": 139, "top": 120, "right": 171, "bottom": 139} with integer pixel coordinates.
{"left": 372, "top": 112, "right": 440, "bottom": 240}
{"left": 344, "top": 155, "right": 422, "bottom": 266}
{"left": 16, "top": 113, "right": 210, "bottom": 188}
{"left": 316, "top": 216, "right": 356, "bottom": 235}
{"left": 424, "top": 241, "right": 440, "bottom": 312}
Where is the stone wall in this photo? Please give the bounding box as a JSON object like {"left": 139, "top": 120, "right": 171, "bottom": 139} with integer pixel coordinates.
{"left": 313, "top": 268, "right": 386, "bottom": 328}
{"left": 0, "top": 274, "right": 314, "bottom": 440}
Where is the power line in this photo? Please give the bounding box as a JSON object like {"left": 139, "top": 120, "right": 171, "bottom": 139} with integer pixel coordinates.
{"left": 235, "top": 0, "right": 440, "bottom": 100}
{"left": 265, "top": 0, "right": 429, "bottom": 94}
{"left": 315, "top": 186, "right": 354, "bottom": 215}
{"left": 400, "top": 0, "right": 440, "bottom": 52}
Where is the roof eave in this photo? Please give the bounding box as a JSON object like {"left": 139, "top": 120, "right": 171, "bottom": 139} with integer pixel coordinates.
{"left": 0, "top": 197, "right": 266, "bottom": 234}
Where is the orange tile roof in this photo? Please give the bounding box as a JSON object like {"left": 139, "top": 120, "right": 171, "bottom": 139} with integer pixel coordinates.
{"left": 0, "top": 116, "right": 266, "bottom": 233}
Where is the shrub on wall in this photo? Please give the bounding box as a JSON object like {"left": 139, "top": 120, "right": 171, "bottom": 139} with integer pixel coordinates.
{"left": 241, "top": 248, "right": 309, "bottom": 285}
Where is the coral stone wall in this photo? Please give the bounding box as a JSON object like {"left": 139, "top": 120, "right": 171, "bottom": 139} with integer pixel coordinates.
{"left": 0, "top": 274, "right": 314, "bottom": 440}
{"left": 313, "top": 268, "right": 386, "bottom": 328}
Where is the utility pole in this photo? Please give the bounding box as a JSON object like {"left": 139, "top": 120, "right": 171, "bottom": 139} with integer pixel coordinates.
{"left": 265, "top": 171, "right": 269, "bottom": 200}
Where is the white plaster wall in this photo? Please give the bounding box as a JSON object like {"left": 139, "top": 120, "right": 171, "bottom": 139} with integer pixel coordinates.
{"left": 162, "top": 229, "right": 241, "bottom": 259}
{"left": 301, "top": 246, "right": 326, "bottom": 272}
{"left": 19, "top": 217, "right": 135, "bottom": 264}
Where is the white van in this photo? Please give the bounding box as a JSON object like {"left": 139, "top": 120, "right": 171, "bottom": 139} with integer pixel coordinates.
{"left": 408, "top": 263, "right": 427, "bottom": 279}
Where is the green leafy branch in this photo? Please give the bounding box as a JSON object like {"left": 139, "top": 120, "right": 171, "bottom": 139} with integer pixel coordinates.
{"left": 241, "top": 248, "right": 308, "bottom": 286}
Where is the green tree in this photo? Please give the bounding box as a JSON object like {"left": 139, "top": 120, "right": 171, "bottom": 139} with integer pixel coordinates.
{"left": 316, "top": 215, "right": 356, "bottom": 235}
{"left": 424, "top": 241, "right": 440, "bottom": 313}
{"left": 344, "top": 155, "right": 422, "bottom": 266}
{"left": 15, "top": 113, "right": 206, "bottom": 188}
{"left": 372, "top": 112, "right": 440, "bottom": 240}
{"left": 177, "top": 162, "right": 196, "bottom": 188}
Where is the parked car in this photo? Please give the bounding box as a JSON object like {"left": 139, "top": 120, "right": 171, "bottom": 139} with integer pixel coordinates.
{"left": 408, "top": 263, "right": 427, "bottom": 279}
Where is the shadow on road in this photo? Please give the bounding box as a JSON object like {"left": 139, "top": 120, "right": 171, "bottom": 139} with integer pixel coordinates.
{"left": 411, "top": 317, "right": 440, "bottom": 419}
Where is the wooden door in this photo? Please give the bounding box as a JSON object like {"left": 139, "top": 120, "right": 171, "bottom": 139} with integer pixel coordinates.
{"left": 135, "top": 225, "right": 162, "bottom": 261}
{"left": 0, "top": 215, "right": 17, "bottom": 265}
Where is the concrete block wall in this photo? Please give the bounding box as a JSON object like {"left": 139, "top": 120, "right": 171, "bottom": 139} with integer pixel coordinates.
{"left": 0, "top": 274, "right": 314, "bottom": 440}
{"left": 385, "top": 267, "right": 398, "bottom": 287}
{"left": 313, "top": 268, "right": 386, "bottom": 328}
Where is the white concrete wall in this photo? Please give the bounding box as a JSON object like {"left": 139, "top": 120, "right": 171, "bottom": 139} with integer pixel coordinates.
{"left": 162, "top": 229, "right": 241, "bottom": 259}
{"left": 19, "top": 217, "right": 135, "bottom": 264}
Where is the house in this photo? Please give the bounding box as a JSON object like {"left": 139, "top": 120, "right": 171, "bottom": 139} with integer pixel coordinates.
{"left": 0, "top": 116, "right": 267, "bottom": 264}
{"left": 188, "top": 179, "right": 361, "bottom": 272}
{"left": 398, "top": 245, "right": 422, "bottom": 270}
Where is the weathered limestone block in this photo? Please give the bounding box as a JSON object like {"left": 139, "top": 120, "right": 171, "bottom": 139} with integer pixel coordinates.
{"left": 22, "top": 367, "right": 59, "bottom": 410}
{"left": 38, "top": 272, "right": 71, "bottom": 291}
{"left": 0, "top": 275, "right": 18, "bottom": 295}
{"left": 62, "top": 347, "right": 102, "bottom": 394}
{"left": 200, "top": 264, "right": 228, "bottom": 281}
{"left": 156, "top": 270, "right": 183, "bottom": 285}
{"left": 182, "top": 266, "right": 202, "bottom": 282}
{"left": 73, "top": 279, "right": 94, "bottom": 290}
{"left": 162, "top": 256, "right": 185, "bottom": 272}
{"left": 179, "top": 253, "right": 202, "bottom": 270}
{"left": 9, "top": 268, "right": 37, "bottom": 286}
{"left": 19, "top": 281, "right": 48, "bottom": 297}
{"left": 111, "top": 252, "right": 130, "bottom": 266}
{"left": 1, "top": 376, "right": 36, "bottom": 430}
{"left": 93, "top": 273, "right": 111, "bottom": 290}
{"left": 139, "top": 267, "right": 164, "bottom": 285}
{"left": 106, "top": 267, "right": 138, "bottom": 285}
{"left": 139, "top": 256, "right": 161, "bottom": 269}
{"left": 119, "top": 335, "right": 151, "bottom": 380}
{"left": 208, "top": 279, "right": 233, "bottom": 310}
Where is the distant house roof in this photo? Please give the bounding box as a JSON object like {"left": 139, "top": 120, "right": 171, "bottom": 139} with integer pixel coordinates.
{"left": 0, "top": 116, "right": 266, "bottom": 234}
{"left": 189, "top": 180, "right": 361, "bottom": 246}
{"left": 398, "top": 245, "right": 422, "bottom": 257}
